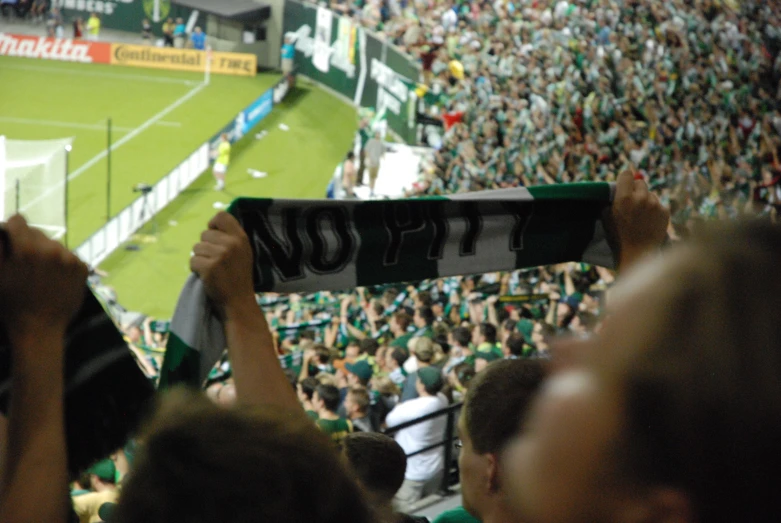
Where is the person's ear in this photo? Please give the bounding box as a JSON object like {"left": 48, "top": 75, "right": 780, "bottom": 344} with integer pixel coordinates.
{"left": 486, "top": 453, "right": 500, "bottom": 494}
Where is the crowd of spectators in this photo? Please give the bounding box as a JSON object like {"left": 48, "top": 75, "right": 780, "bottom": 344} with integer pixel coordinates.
{"left": 329, "top": 0, "right": 781, "bottom": 236}
{"left": 3, "top": 0, "right": 781, "bottom": 522}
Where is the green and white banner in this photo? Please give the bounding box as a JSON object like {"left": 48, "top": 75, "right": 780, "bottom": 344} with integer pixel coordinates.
{"left": 283, "top": 0, "right": 420, "bottom": 144}
{"left": 159, "top": 183, "right": 616, "bottom": 387}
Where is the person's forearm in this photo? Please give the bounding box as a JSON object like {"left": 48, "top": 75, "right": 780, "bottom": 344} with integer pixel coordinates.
{"left": 223, "top": 299, "right": 302, "bottom": 413}
{"left": 0, "top": 331, "right": 68, "bottom": 523}
{"left": 345, "top": 322, "right": 367, "bottom": 340}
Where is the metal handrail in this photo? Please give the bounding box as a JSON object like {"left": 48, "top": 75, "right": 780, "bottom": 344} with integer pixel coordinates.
{"left": 383, "top": 401, "right": 464, "bottom": 495}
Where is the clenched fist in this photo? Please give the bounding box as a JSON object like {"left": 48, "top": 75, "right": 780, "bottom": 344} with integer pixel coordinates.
{"left": 611, "top": 170, "right": 670, "bottom": 270}
{"left": 0, "top": 214, "right": 88, "bottom": 346}
{"left": 190, "top": 212, "right": 255, "bottom": 318}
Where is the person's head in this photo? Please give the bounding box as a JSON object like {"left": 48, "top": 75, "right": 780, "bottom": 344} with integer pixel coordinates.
{"left": 221, "top": 133, "right": 228, "bottom": 142}
{"left": 416, "top": 366, "right": 444, "bottom": 397}
{"left": 391, "top": 311, "right": 412, "bottom": 335}
{"left": 449, "top": 362, "right": 476, "bottom": 393}
{"left": 314, "top": 344, "right": 332, "bottom": 365}
{"left": 414, "top": 307, "right": 435, "bottom": 328}
{"left": 372, "top": 375, "right": 400, "bottom": 397}
{"left": 87, "top": 459, "right": 117, "bottom": 492}
{"left": 345, "top": 360, "right": 374, "bottom": 387}
{"left": 313, "top": 384, "right": 341, "bottom": 415}
{"left": 449, "top": 326, "right": 472, "bottom": 349}
{"left": 502, "top": 222, "right": 781, "bottom": 523}
{"left": 176, "top": 17, "right": 183, "bottom": 23}
{"left": 345, "top": 340, "right": 361, "bottom": 359}
{"left": 113, "top": 389, "right": 374, "bottom": 523}
{"left": 473, "top": 322, "right": 497, "bottom": 345}
{"left": 386, "top": 347, "right": 408, "bottom": 371}
{"left": 194, "top": 26, "right": 202, "bottom": 34}
{"left": 166, "top": 17, "right": 173, "bottom": 23}
{"left": 359, "top": 338, "right": 379, "bottom": 357}
{"left": 413, "top": 337, "right": 435, "bottom": 365}
{"left": 504, "top": 332, "right": 526, "bottom": 358}
{"left": 297, "top": 377, "right": 318, "bottom": 405}
{"left": 346, "top": 150, "right": 355, "bottom": 162}
{"left": 342, "top": 433, "right": 407, "bottom": 505}
{"left": 343, "top": 385, "right": 370, "bottom": 420}
{"left": 459, "top": 360, "right": 544, "bottom": 520}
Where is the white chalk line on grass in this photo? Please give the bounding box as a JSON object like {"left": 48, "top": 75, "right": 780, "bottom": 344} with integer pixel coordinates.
{"left": 2, "top": 63, "right": 201, "bottom": 85}
{"left": 0, "top": 116, "right": 182, "bottom": 132}
{"left": 20, "top": 82, "right": 206, "bottom": 213}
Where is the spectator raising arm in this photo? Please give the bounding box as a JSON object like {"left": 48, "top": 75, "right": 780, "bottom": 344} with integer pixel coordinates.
{"left": 190, "top": 211, "right": 301, "bottom": 414}
{"left": 0, "top": 215, "right": 89, "bottom": 523}
{"left": 610, "top": 169, "right": 670, "bottom": 272}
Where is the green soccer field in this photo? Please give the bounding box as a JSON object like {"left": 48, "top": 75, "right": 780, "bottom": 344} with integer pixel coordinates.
{"left": 0, "top": 56, "right": 357, "bottom": 318}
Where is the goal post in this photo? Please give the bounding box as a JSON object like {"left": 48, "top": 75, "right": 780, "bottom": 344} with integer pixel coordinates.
{"left": 1, "top": 137, "right": 72, "bottom": 241}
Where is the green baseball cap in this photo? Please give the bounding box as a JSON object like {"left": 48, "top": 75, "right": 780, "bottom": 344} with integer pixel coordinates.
{"left": 417, "top": 366, "right": 443, "bottom": 391}
{"left": 87, "top": 459, "right": 116, "bottom": 482}
{"left": 345, "top": 360, "right": 374, "bottom": 382}
{"left": 517, "top": 318, "right": 534, "bottom": 344}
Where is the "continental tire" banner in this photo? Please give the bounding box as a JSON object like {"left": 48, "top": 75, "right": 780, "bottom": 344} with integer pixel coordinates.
{"left": 283, "top": 0, "right": 420, "bottom": 144}
{"left": 110, "top": 44, "right": 257, "bottom": 76}
{"left": 0, "top": 33, "right": 111, "bottom": 63}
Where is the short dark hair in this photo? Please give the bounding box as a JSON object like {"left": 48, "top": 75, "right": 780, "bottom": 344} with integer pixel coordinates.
{"left": 314, "top": 344, "right": 331, "bottom": 365}
{"left": 502, "top": 319, "right": 517, "bottom": 334}
{"left": 343, "top": 432, "right": 406, "bottom": 502}
{"left": 463, "top": 359, "right": 544, "bottom": 454}
{"left": 417, "top": 307, "right": 435, "bottom": 326}
{"left": 112, "top": 389, "right": 374, "bottom": 523}
{"left": 359, "top": 338, "right": 379, "bottom": 357}
{"left": 316, "top": 384, "right": 341, "bottom": 413}
{"left": 393, "top": 312, "right": 412, "bottom": 331}
{"left": 390, "top": 347, "right": 408, "bottom": 368}
{"left": 505, "top": 333, "right": 525, "bottom": 357}
{"left": 450, "top": 326, "right": 471, "bottom": 348}
{"left": 479, "top": 323, "right": 497, "bottom": 344}
{"left": 300, "top": 377, "right": 318, "bottom": 401}
{"left": 346, "top": 386, "right": 370, "bottom": 415}
{"left": 417, "top": 291, "right": 433, "bottom": 307}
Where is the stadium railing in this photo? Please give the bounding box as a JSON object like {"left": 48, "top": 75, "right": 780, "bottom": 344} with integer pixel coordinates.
{"left": 384, "top": 401, "right": 464, "bottom": 495}
{"left": 282, "top": 0, "right": 421, "bottom": 144}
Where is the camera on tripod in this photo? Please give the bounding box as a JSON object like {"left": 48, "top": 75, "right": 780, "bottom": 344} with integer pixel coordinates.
{"left": 133, "top": 183, "right": 153, "bottom": 194}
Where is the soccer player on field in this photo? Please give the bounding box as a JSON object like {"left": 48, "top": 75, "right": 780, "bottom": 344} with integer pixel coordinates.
{"left": 213, "top": 134, "right": 231, "bottom": 191}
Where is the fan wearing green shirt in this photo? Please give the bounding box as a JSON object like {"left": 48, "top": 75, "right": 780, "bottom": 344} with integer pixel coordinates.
{"left": 413, "top": 307, "right": 436, "bottom": 339}
{"left": 471, "top": 323, "right": 503, "bottom": 359}
{"left": 433, "top": 360, "right": 544, "bottom": 523}
{"left": 390, "top": 311, "right": 415, "bottom": 349}
{"left": 313, "top": 383, "right": 353, "bottom": 447}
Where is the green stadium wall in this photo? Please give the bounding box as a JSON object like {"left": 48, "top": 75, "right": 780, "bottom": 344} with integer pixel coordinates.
{"left": 54, "top": 0, "right": 194, "bottom": 36}
{"left": 282, "top": 0, "right": 420, "bottom": 144}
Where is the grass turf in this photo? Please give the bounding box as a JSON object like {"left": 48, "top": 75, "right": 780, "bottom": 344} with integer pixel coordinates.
{"left": 0, "top": 55, "right": 278, "bottom": 246}
{"left": 99, "top": 81, "right": 356, "bottom": 318}
{"left": 1, "top": 57, "right": 357, "bottom": 318}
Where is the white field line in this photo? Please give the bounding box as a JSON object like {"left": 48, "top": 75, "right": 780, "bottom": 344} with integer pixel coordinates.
{"left": 2, "top": 63, "right": 200, "bottom": 85}
{"left": 20, "top": 82, "right": 205, "bottom": 213}
{"left": 0, "top": 116, "right": 182, "bottom": 132}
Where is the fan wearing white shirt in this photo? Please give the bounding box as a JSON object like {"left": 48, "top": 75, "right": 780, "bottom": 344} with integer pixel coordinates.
{"left": 386, "top": 366, "right": 449, "bottom": 512}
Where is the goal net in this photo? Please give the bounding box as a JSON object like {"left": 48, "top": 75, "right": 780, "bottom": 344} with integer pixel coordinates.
{"left": 0, "top": 136, "right": 72, "bottom": 241}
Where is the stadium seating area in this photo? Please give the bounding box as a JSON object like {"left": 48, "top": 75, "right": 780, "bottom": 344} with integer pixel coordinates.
{"left": 3, "top": 0, "right": 781, "bottom": 523}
